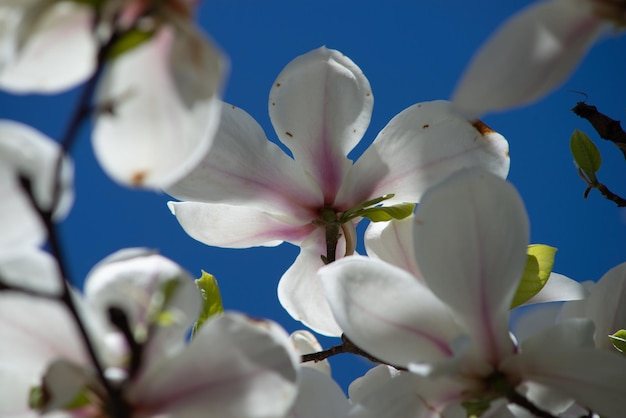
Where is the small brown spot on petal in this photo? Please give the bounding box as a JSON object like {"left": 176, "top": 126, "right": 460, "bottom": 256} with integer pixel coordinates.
{"left": 231, "top": 105, "right": 236, "bottom": 109}
{"left": 285, "top": 131, "right": 293, "bottom": 137}
{"left": 353, "top": 129, "right": 356, "bottom": 133}
{"left": 366, "top": 92, "right": 371, "bottom": 96}
{"left": 276, "top": 82, "right": 281, "bottom": 87}
{"left": 472, "top": 119, "right": 496, "bottom": 136}
{"left": 131, "top": 171, "right": 147, "bottom": 185}
{"left": 271, "top": 102, "right": 276, "bottom": 106}
{"left": 422, "top": 124, "right": 429, "bottom": 129}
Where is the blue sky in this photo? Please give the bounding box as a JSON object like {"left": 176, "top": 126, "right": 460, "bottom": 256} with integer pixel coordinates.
{"left": 1, "top": 0, "right": 625, "bottom": 390}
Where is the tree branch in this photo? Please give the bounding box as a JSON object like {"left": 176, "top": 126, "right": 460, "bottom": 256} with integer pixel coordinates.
{"left": 572, "top": 102, "right": 626, "bottom": 160}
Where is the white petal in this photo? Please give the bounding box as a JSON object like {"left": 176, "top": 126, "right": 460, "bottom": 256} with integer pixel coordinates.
{"left": 0, "top": 294, "right": 86, "bottom": 370}
{"left": 166, "top": 103, "right": 322, "bottom": 219}
{"left": 502, "top": 346, "right": 626, "bottom": 418}
{"left": 0, "top": 120, "right": 74, "bottom": 250}
{"left": 129, "top": 313, "right": 299, "bottom": 418}
{"left": 168, "top": 201, "right": 315, "bottom": 248}
{"left": 320, "top": 255, "right": 462, "bottom": 368}
{"left": 93, "top": 24, "right": 225, "bottom": 188}
{"left": 0, "top": 364, "right": 43, "bottom": 417}
{"left": 0, "top": 1, "right": 96, "bottom": 93}
{"left": 349, "top": 371, "right": 467, "bottom": 418}
{"left": 290, "top": 330, "right": 331, "bottom": 375}
{"left": 278, "top": 231, "right": 343, "bottom": 336}
{"left": 0, "top": 249, "right": 62, "bottom": 294}
{"left": 560, "top": 261, "right": 626, "bottom": 350}
{"left": 345, "top": 101, "right": 509, "bottom": 205}
{"left": 522, "top": 272, "right": 588, "bottom": 305}
{"left": 288, "top": 368, "right": 349, "bottom": 418}
{"left": 452, "top": 0, "right": 605, "bottom": 118}
{"left": 268, "top": 47, "right": 371, "bottom": 201}
{"left": 364, "top": 215, "right": 423, "bottom": 280}
{"left": 348, "top": 365, "right": 400, "bottom": 404}
{"left": 414, "top": 169, "right": 529, "bottom": 365}
{"left": 84, "top": 249, "right": 201, "bottom": 364}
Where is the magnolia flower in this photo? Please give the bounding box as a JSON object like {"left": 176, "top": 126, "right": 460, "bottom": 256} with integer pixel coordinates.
{"left": 0, "top": 120, "right": 73, "bottom": 253}
{"left": 452, "top": 0, "right": 626, "bottom": 118}
{"left": 0, "top": 250, "right": 299, "bottom": 418}
{"left": 320, "top": 169, "right": 626, "bottom": 418}
{"left": 0, "top": 0, "right": 226, "bottom": 188}
{"left": 167, "top": 46, "right": 510, "bottom": 336}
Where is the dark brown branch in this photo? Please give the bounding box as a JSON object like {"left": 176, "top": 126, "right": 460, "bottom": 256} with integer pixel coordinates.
{"left": 594, "top": 182, "right": 626, "bottom": 207}
{"left": 301, "top": 334, "right": 406, "bottom": 370}
{"left": 572, "top": 102, "right": 626, "bottom": 160}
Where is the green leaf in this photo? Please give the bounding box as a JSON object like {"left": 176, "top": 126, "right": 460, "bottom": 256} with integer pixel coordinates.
{"left": 341, "top": 194, "right": 395, "bottom": 221}
{"left": 570, "top": 129, "right": 601, "bottom": 183}
{"left": 191, "top": 271, "right": 224, "bottom": 338}
{"left": 107, "top": 28, "right": 156, "bottom": 61}
{"left": 357, "top": 203, "right": 415, "bottom": 222}
{"left": 510, "top": 244, "right": 557, "bottom": 309}
{"left": 609, "top": 330, "right": 626, "bottom": 354}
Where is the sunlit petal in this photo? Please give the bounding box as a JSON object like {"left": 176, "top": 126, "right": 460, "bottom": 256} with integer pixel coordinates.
{"left": 94, "top": 25, "right": 225, "bottom": 188}
{"left": 168, "top": 201, "right": 315, "bottom": 248}
{"left": 345, "top": 101, "right": 509, "bottom": 205}
{"left": 167, "top": 103, "right": 321, "bottom": 218}
{"left": 269, "top": 46, "right": 371, "bottom": 202}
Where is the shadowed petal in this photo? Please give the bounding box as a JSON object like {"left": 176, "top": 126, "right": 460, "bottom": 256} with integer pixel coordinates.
{"left": 414, "top": 169, "right": 528, "bottom": 365}
{"left": 320, "top": 256, "right": 462, "bottom": 367}
{"left": 129, "top": 313, "right": 299, "bottom": 418}
{"left": 269, "top": 47, "right": 371, "bottom": 202}
{"left": 452, "top": 0, "right": 605, "bottom": 118}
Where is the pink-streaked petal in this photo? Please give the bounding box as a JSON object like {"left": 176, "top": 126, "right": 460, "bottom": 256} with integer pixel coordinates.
{"left": 166, "top": 103, "right": 322, "bottom": 219}
{"left": 320, "top": 255, "right": 463, "bottom": 368}
{"left": 288, "top": 368, "right": 349, "bottom": 418}
{"left": 502, "top": 344, "right": 626, "bottom": 418}
{"left": 168, "top": 201, "right": 315, "bottom": 248}
{"left": 84, "top": 249, "right": 201, "bottom": 366}
{"left": 278, "top": 230, "right": 343, "bottom": 336}
{"left": 0, "top": 120, "right": 73, "bottom": 250}
{"left": 522, "top": 272, "right": 588, "bottom": 306}
{"left": 414, "top": 169, "right": 528, "bottom": 365}
{"left": 130, "top": 313, "right": 299, "bottom": 418}
{"left": 0, "top": 294, "right": 87, "bottom": 371}
{"left": 451, "top": 0, "right": 605, "bottom": 118}
{"left": 560, "top": 261, "right": 626, "bottom": 350}
{"left": 268, "top": 47, "right": 371, "bottom": 203}
{"left": 290, "top": 330, "right": 331, "bottom": 375}
{"left": 94, "top": 25, "right": 225, "bottom": 188}
{"left": 364, "top": 215, "right": 423, "bottom": 280}
{"left": 0, "top": 1, "right": 96, "bottom": 93}
{"left": 343, "top": 101, "right": 509, "bottom": 206}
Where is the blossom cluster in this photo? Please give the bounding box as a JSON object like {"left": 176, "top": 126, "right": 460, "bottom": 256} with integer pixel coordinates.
{"left": 0, "top": 0, "right": 625, "bottom": 417}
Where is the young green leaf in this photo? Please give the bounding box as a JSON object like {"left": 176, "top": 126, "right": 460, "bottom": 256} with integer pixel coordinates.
{"left": 570, "top": 129, "right": 601, "bottom": 183}
{"left": 357, "top": 203, "right": 415, "bottom": 222}
{"left": 191, "top": 271, "right": 224, "bottom": 338}
{"left": 107, "top": 29, "right": 156, "bottom": 61}
{"left": 510, "top": 244, "right": 557, "bottom": 309}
